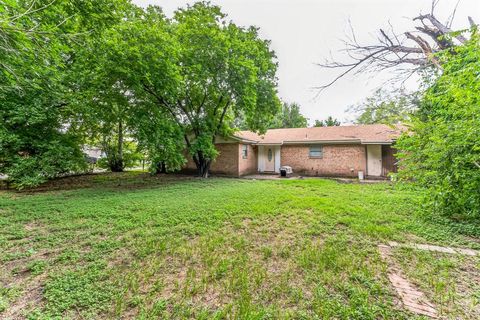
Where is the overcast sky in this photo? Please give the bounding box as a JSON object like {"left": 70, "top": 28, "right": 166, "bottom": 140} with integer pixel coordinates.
{"left": 132, "top": 0, "right": 479, "bottom": 124}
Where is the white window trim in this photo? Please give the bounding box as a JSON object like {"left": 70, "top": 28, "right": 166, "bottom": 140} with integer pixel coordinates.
{"left": 309, "top": 145, "right": 323, "bottom": 158}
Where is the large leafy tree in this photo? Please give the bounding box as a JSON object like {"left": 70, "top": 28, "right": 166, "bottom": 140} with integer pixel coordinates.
{"left": 133, "top": 105, "right": 186, "bottom": 174}
{"left": 91, "top": 5, "right": 186, "bottom": 174}
{"left": 102, "top": 2, "right": 280, "bottom": 177}
{"left": 348, "top": 89, "right": 418, "bottom": 125}
{"left": 0, "top": 0, "right": 132, "bottom": 188}
{"left": 67, "top": 3, "right": 148, "bottom": 174}
{"left": 77, "top": 42, "right": 140, "bottom": 172}
{"left": 269, "top": 102, "right": 308, "bottom": 128}
{"left": 396, "top": 31, "right": 480, "bottom": 219}
{"left": 170, "top": 2, "right": 279, "bottom": 177}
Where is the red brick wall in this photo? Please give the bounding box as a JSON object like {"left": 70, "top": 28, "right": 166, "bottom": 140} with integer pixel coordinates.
{"left": 280, "top": 144, "right": 366, "bottom": 177}
{"left": 238, "top": 144, "right": 257, "bottom": 176}
{"left": 210, "top": 143, "right": 239, "bottom": 175}
{"left": 183, "top": 143, "right": 240, "bottom": 176}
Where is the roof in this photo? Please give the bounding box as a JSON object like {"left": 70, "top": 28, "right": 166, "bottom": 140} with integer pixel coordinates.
{"left": 233, "top": 124, "right": 404, "bottom": 145}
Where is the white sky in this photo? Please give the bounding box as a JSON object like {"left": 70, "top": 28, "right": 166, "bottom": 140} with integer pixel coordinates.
{"left": 132, "top": 0, "right": 479, "bottom": 124}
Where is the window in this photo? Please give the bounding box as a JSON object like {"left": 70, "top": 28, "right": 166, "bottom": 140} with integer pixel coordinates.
{"left": 309, "top": 145, "right": 323, "bottom": 158}
{"left": 242, "top": 144, "right": 248, "bottom": 159}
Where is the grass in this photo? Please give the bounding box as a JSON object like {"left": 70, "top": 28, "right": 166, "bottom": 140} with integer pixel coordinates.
{"left": 0, "top": 172, "right": 479, "bottom": 319}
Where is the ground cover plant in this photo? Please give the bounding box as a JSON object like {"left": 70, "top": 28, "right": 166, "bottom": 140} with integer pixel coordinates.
{"left": 0, "top": 172, "right": 479, "bottom": 319}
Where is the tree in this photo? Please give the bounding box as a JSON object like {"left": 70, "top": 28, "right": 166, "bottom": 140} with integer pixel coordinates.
{"left": 167, "top": 3, "right": 280, "bottom": 177}
{"left": 269, "top": 102, "right": 308, "bottom": 128}
{"left": 133, "top": 103, "right": 186, "bottom": 174}
{"left": 90, "top": 5, "right": 188, "bottom": 174}
{"left": 103, "top": 2, "right": 280, "bottom": 178}
{"left": 0, "top": 0, "right": 132, "bottom": 188}
{"left": 348, "top": 89, "right": 418, "bottom": 125}
{"left": 318, "top": 2, "right": 477, "bottom": 90}
{"left": 314, "top": 116, "right": 340, "bottom": 127}
{"left": 78, "top": 58, "right": 139, "bottom": 172}
{"left": 396, "top": 31, "right": 480, "bottom": 219}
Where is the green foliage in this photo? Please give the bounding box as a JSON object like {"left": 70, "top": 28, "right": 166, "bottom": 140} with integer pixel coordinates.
{"left": 97, "top": 139, "right": 143, "bottom": 171}
{"left": 133, "top": 106, "right": 186, "bottom": 174}
{"left": 0, "top": 76, "right": 88, "bottom": 188}
{"left": 43, "top": 263, "right": 115, "bottom": 317}
{"left": 396, "top": 32, "right": 480, "bottom": 219}
{"left": 0, "top": 130, "right": 86, "bottom": 189}
{"left": 1, "top": 1, "right": 280, "bottom": 184}
{"left": 98, "top": 2, "right": 280, "bottom": 177}
{"left": 348, "top": 89, "right": 418, "bottom": 125}
{"left": 313, "top": 116, "right": 340, "bottom": 127}
{"left": 0, "top": 0, "right": 134, "bottom": 188}
{"left": 269, "top": 102, "right": 308, "bottom": 128}
{"left": 26, "top": 260, "right": 48, "bottom": 275}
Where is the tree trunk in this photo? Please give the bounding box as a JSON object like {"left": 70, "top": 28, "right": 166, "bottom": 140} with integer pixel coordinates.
{"left": 154, "top": 161, "right": 167, "bottom": 174}
{"left": 194, "top": 152, "right": 211, "bottom": 178}
{"left": 117, "top": 120, "right": 123, "bottom": 169}
{"left": 110, "top": 120, "right": 124, "bottom": 172}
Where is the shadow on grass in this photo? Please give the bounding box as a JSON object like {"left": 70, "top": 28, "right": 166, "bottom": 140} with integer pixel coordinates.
{"left": 1, "top": 172, "right": 209, "bottom": 194}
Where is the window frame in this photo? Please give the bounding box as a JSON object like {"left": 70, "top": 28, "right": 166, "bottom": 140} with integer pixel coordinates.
{"left": 309, "top": 145, "right": 323, "bottom": 158}
{"left": 241, "top": 144, "right": 248, "bottom": 159}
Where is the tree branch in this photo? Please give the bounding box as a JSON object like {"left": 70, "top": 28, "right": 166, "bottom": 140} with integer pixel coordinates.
{"left": 413, "top": 13, "right": 467, "bottom": 43}
{"left": 316, "top": 4, "right": 470, "bottom": 90}
{"left": 141, "top": 82, "right": 181, "bottom": 127}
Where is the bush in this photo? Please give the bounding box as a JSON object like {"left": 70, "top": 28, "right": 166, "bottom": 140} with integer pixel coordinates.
{"left": 97, "top": 140, "right": 143, "bottom": 172}
{"left": 396, "top": 33, "right": 480, "bottom": 219}
{"left": 1, "top": 136, "right": 87, "bottom": 190}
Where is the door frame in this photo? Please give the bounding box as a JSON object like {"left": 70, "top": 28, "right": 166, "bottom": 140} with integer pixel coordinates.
{"left": 366, "top": 144, "right": 383, "bottom": 177}
{"left": 258, "top": 145, "right": 281, "bottom": 173}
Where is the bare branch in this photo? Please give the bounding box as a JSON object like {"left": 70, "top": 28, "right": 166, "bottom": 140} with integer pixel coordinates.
{"left": 380, "top": 29, "right": 394, "bottom": 47}
{"left": 414, "top": 13, "right": 467, "bottom": 43}
{"left": 317, "top": 3, "right": 471, "bottom": 91}
{"left": 447, "top": 0, "right": 461, "bottom": 28}
{"left": 431, "top": 0, "right": 440, "bottom": 15}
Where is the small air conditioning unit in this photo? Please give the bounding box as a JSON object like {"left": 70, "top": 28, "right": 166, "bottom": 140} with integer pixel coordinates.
{"left": 280, "top": 166, "right": 293, "bottom": 177}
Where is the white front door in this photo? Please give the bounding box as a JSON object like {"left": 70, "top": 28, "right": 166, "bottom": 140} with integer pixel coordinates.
{"left": 264, "top": 147, "right": 275, "bottom": 172}
{"left": 367, "top": 145, "right": 382, "bottom": 176}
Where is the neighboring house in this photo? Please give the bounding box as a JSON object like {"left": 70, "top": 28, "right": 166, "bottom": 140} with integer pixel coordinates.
{"left": 184, "top": 124, "right": 403, "bottom": 178}
{"left": 83, "top": 146, "right": 105, "bottom": 164}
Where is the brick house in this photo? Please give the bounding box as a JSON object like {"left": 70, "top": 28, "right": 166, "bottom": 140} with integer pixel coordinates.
{"left": 184, "top": 124, "right": 403, "bottom": 178}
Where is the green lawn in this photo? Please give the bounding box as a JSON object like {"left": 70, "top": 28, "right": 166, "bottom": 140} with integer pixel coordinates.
{"left": 0, "top": 173, "right": 479, "bottom": 319}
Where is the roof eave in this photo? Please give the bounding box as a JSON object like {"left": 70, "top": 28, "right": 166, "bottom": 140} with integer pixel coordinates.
{"left": 256, "top": 142, "right": 283, "bottom": 145}
{"left": 361, "top": 140, "right": 394, "bottom": 145}
{"left": 283, "top": 139, "right": 362, "bottom": 145}
{"left": 229, "top": 135, "right": 259, "bottom": 144}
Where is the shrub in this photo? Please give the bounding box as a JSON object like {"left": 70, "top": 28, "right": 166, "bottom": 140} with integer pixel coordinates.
{"left": 396, "top": 32, "right": 480, "bottom": 219}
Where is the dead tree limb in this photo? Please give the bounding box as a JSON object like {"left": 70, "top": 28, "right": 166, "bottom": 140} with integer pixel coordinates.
{"left": 317, "top": 1, "right": 477, "bottom": 91}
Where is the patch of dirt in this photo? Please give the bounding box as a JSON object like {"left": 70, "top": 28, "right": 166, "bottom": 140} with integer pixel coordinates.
{"left": 0, "top": 275, "right": 46, "bottom": 320}
{"left": 10, "top": 172, "right": 201, "bottom": 194}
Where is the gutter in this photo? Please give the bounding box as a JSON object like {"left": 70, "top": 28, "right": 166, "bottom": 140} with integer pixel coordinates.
{"left": 229, "top": 136, "right": 395, "bottom": 145}
{"left": 361, "top": 141, "right": 394, "bottom": 145}
{"left": 282, "top": 139, "right": 362, "bottom": 145}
